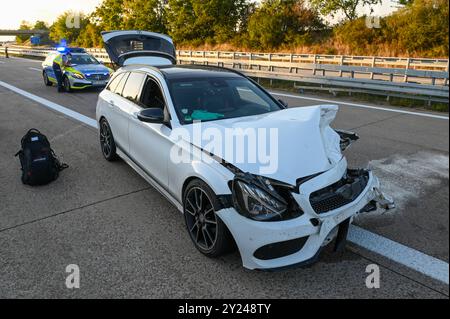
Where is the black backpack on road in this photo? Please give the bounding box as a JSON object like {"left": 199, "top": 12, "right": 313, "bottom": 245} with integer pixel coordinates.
{"left": 15, "top": 129, "right": 68, "bottom": 186}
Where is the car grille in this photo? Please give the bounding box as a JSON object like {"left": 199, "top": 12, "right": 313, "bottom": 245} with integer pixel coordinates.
{"left": 254, "top": 236, "right": 308, "bottom": 260}
{"left": 85, "top": 73, "right": 109, "bottom": 81}
{"left": 309, "top": 169, "right": 369, "bottom": 214}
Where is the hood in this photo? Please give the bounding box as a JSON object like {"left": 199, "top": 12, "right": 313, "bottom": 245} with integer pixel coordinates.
{"left": 181, "top": 105, "right": 342, "bottom": 185}
{"left": 72, "top": 64, "right": 110, "bottom": 74}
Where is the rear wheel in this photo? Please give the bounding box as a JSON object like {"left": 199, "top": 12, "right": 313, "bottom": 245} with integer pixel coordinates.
{"left": 63, "top": 76, "right": 72, "bottom": 93}
{"left": 183, "top": 179, "right": 233, "bottom": 257}
{"left": 99, "top": 119, "right": 117, "bottom": 161}
{"left": 43, "top": 71, "right": 52, "bottom": 86}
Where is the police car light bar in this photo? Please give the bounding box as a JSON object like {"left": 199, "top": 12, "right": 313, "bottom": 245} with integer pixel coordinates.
{"left": 55, "top": 47, "right": 87, "bottom": 53}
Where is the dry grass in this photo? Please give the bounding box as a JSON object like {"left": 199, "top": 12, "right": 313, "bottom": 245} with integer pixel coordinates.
{"left": 177, "top": 41, "right": 449, "bottom": 59}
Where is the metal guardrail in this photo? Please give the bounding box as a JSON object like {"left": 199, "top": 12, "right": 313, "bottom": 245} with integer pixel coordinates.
{"left": 1, "top": 46, "right": 448, "bottom": 103}
{"left": 177, "top": 50, "right": 449, "bottom": 103}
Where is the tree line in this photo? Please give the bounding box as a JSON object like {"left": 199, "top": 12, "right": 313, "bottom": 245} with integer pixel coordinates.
{"left": 17, "top": 0, "right": 449, "bottom": 58}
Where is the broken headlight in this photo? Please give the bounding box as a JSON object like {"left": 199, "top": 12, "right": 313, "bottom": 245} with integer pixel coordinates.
{"left": 231, "top": 174, "right": 288, "bottom": 221}
{"left": 335, "top": 130, "right": 359, "bottom": 151}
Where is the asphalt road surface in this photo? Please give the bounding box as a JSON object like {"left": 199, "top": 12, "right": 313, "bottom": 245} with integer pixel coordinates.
{"left": 0, "top": 56, "right": 448, "bottom": 298}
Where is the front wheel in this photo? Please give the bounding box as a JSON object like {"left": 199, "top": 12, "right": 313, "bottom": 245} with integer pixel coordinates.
{"left": 63, "top": 76, "right": 72, "bottom": 93}
{"left": 43, "top": 71, "right": 52, "bottom": 86}
{"left": 183, "top": 179, "right": 233, "bottom": 257}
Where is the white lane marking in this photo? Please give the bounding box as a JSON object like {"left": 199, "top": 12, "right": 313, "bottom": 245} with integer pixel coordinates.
{"left": 0, "top": 79, "right": 448, "bottom": 284}
{"left": 349, "top": 225, "right": 449, "bottom": 284}
{"left": 0, "top": 80, "right": 97, "bottom": 128}
{"left": 0, "top": 61, "right": 5, "bottom": 64}
{"left": 28, "top": 67, "right": 41, "bottom": 72}
{"left": 270, "top": 92, "right": 449, "bottom": 120}
{"left": 10, "top": 56, "right": 42, "bottom": 63}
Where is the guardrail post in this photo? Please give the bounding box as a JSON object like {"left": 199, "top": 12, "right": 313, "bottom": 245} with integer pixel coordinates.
{"left": 268, "top": 53, "right": 273, "bottom": 85}
{"left": 339, "top": 56, "right": 344, "bottom": 77}
{"left": 289, "top": 53, "right": 293, "bottom": 73}
{"left": 404, "top": 58, "right": 410, "bottom": 82}
{"left": 313, "top": 54, "right": 317, "bottom": 75}
{"left": 370, "top": 57, "right": 376, "bottom": 79}
{"left": 445, "top": 61, "right": 449, "bottom": 86}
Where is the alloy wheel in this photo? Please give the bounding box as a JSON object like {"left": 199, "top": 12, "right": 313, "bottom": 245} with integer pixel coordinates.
{"left": 185, "top": 187, "right": 218, "bottom": 251}
{"left": 100, "top": 121, "right": 112, "bottom": 158}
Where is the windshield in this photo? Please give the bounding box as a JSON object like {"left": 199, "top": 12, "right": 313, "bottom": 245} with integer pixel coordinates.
{"left": 69, "top": 54, "right": 100, "bottom": 65}
{"left": 168, "top": 77, "right": 283, "bottom": 124}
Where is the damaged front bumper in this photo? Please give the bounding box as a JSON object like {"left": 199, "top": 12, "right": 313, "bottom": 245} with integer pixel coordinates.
{"left": 216, "top": 157, "right": 394, "bottom": 270}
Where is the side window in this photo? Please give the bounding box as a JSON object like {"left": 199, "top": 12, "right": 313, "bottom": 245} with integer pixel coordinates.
{"left": 114, "top": 72, "right": 129, "bottom": 96}
{"left": 107, "top": 73, "right": 124, "bottom": 92}
{"left": 140, "top": 77, "right": 166, "bottom": 109}
{"left": 121, "top": 72, "right": 146, "bottom": 103}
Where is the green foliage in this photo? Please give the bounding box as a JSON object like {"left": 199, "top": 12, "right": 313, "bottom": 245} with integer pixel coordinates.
{"left": 91, "top": 0, "right": 126, "bottom": 31}
{"left": 334, "top": 16, "right": 384, "bottom": 55}
{"left": 123, "top": 0, "right": 167, "bottom": 32}
{"left": 246, "top": 0, "right": 324, "bottom": 50}
{"left": 385, "top": 0, "right": 449, "bottom": 57}
{"left": 310, "top": 0, "right": 382, "bottom": 21}
{"left": 33, "top": 21, "right": 49, "bottom": 31}
{"left": 165, "top": 0, "right": 250, "bottom": 45}
{"left": 16, "top": 21, "right": 32, "bottom": 44}
{"left": 76, "top": 23, "right": 102, "bottom": 48}
{"left": 43, "top": 0, "right": 448, "bottom": 58}
{"left": 335, "top": 0, "right": 449, "bottom": 57}
{"left": 32, "top": 21, "right": 50, "bottom": 45}
{"left": 49, "top": 11, "right": 90, "bottom": 45}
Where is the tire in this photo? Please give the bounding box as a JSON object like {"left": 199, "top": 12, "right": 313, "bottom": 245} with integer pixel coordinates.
{"left": 183, "top": 179, "right": 234, "bottom": 257}
{"left": 99, "top": 118, "right": 118, "bottom": 161}
{"left": 43, "top": 71, "right": 52, "bottom": 86}
{"left": 63, "top": 76, "right": 72, "bottom": 93}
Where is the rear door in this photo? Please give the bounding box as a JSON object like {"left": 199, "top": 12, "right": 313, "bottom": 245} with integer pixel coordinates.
{"left": 101, "top": 30, "right": 176, "bottom": 67}
{"left": 43, "top": 52, "right": 58, "bottom": 82}
{"left": 103, "top": 72, "right": 134, "bottom": 153}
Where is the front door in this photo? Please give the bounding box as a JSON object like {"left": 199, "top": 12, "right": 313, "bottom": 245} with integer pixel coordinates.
{"left": 128, "top": 75, "right": 172, "bottom": 188}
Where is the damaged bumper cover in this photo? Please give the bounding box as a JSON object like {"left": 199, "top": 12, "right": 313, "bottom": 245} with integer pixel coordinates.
{"left": 216, "top": 157, "right": 394, "bottom": 270}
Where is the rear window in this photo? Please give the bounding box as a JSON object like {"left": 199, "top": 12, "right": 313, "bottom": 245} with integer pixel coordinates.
{"left": 122, "top": 72, "right": 146, "bottom": 103}
{"left": 107, "top": 73, "right": 125, "bottom": 92}
{"left": 113, "top": 72, "right": 129, "bottom": 96}
{"left": 107, "top": 34, "right": 175, "bottom": 58}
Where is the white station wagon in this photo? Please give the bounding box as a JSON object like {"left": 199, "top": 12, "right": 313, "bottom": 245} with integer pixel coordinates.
{"left": 96, "top": 30, "right": 394, "bottom": 270}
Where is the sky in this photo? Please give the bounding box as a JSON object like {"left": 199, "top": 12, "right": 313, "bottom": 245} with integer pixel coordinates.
{"left": 0, "top": 0, "right": 102, "bottom": 30}
{"left": 0, "top": 0, "right": 399, "bottom": 41}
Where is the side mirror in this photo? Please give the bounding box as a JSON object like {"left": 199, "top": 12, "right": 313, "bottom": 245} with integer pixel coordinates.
{"left": 137, "top": 108, "right": 165, "bottom": 123}
{"left": 278, "top": 99, "right": 288, "bottom": 108}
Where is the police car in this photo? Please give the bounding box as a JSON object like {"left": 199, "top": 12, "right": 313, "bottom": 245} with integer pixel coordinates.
{"left": 42, "top": 47, "right": 113, "bottom": 92}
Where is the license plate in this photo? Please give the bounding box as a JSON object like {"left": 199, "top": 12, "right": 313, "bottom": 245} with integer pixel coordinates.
{"left": 92, "top": 80, "right": 105, "bottom": 86}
